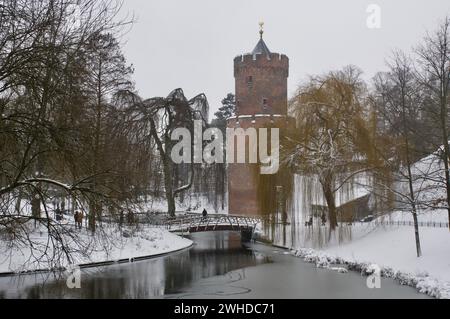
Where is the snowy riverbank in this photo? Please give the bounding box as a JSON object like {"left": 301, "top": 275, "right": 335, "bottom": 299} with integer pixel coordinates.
{"left": 0, "top": 225, "right": 193, "bottom": 275}
{"left": 288, "top": 220, "right": 450, "bottom": 299}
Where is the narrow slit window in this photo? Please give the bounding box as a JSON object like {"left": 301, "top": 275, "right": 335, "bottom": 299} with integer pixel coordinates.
{"left": 247, "top": 76, "right": 253, "bottom": 88}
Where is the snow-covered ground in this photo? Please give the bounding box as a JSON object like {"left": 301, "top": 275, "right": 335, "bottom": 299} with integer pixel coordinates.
{"left": 276, "top": 144, "right": 450, "bottom": 298}
{"left": 0, "top": 192, "right": 222, "bottom": 275}
{"left": 381, "top": 209, "right": 449, "bottom": 223}
{"left": 0, "top": 224, "right": 192, "bottom": 274}
{"left": 285, "top": 210, "right": 450, "bottom": 299}
{"left": 130, "top": 195, "right": 227, "bottom": 216}
{"left": 321, "top": 226, "right": 450, "bottom": 279}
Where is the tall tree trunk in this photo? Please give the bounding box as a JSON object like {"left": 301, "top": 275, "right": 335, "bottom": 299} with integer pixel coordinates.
{"left": 89, "top": 198, "right": 96, "bottom": 233}
{"left": 89, "top": 61, "right": 103, "bottom": 233}
{"left": 150, "top": 118, "right": 177, "bottom": 218}
{"left": 402, "top": 92, "right": 422, "bottom": 257}
{"left": 324, "top": 189, "right": 338, "bottom": 231}
{"left": 322, "top": 174, "right": 338, "bottom": 235}
{"left": 411, "top": 206, "right": 422, "bottom": 257}
{"left": 439, "top": 96, "right": 450, "bottom": 231}
{"left": 406, "top": 148, "right": 422, "bottom": 257}
{"left": 163, "top": 155, "right": 176, "bottom": 218}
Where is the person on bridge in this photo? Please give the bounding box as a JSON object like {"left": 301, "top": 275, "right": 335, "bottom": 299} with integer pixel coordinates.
{"left": 202, "top": 209, "right": 208, "bottom": 219}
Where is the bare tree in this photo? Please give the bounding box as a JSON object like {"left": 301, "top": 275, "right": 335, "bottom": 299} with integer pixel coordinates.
{"left": 79, "top": 32, "right": 134, "bottom": 231}
{"left": 373, "top": 51, "right": 423, "bottom": 257}
{"left": 0, "top": 0, "right": 136, "bottom": 270}
{"left": 415, "top": 16, "right": 450, "bottom": 230}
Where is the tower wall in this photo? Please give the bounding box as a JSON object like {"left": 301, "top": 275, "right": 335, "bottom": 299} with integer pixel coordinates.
{"left": 228, "top": 51, "right": 292, "bottom": 217}
{"left": 234, "top": 53, "right": 289, "bottom": 116}
{"left": 227, "top": 116, "right": 294, "bottom": 216}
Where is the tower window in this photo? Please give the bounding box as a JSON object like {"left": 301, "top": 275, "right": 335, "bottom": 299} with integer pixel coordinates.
{"left": 247, "top": 76, "right": 253, "bottom": 88}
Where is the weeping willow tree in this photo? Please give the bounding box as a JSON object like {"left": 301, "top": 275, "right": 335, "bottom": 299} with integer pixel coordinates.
{"left": 116, "top": 89, "right": 209, "bottom": 218}
{"left": 283, "top": 66, "right": 379, "bottom": 239}
{"left": 258, "top": 121, "right": 294, "bottom": 221}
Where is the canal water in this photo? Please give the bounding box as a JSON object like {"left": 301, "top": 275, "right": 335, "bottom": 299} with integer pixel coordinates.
{"left": 0, "top": 231, "right": 429, "bottom": 299}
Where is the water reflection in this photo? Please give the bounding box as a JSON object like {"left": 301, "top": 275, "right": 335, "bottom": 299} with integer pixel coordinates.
{"left": 0, "top": 231, "right": 428, "bottom": 299}
{"left": 0, "top": 231, "right": 271, "bottom": 299}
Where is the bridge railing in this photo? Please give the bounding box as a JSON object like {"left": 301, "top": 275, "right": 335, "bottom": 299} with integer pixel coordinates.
{"left": 163, "top": 214, "right": 262, "bottom": 233}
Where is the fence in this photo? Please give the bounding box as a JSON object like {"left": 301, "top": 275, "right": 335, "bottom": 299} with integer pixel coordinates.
{"left": 366, "top": 220, "right": 449, "bottom": 229}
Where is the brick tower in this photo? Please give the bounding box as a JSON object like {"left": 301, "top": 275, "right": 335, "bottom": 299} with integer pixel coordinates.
{"left": 228, "top": 24, "right": 293, "bottom": 217}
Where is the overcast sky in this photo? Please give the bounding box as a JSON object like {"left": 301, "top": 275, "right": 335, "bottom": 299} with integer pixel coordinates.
{"left": 119, "top": 0, "right": 449, "bottom": 117}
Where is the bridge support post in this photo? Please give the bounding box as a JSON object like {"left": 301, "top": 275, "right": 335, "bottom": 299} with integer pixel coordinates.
{"left": 241, "top": 228, "right": 254, "bottom": 243}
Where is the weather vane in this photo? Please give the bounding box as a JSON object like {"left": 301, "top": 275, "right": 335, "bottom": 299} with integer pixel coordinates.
{"left": 259, "top": 21, "right": 264, "bottom": 39}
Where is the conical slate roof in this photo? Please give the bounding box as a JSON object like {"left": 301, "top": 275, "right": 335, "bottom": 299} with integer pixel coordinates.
{"left": 252, "top": 38, "right": 271, "bottom": 57}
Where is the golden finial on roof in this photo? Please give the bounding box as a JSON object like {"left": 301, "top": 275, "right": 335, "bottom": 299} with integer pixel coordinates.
{"left": 259, "top": 21, "right": 264, "bottom": 39}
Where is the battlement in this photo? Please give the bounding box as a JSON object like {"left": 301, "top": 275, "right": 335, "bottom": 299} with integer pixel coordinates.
{"left": 234, "top": 52, "right": 289, "bottom": 76}
{"left": 233, "top": 50, "right": 289, "bottom": 116}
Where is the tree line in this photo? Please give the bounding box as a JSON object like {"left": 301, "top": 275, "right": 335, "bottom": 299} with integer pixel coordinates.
{"left": 0, "top": 0, "right": 227, "bottom": 269}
